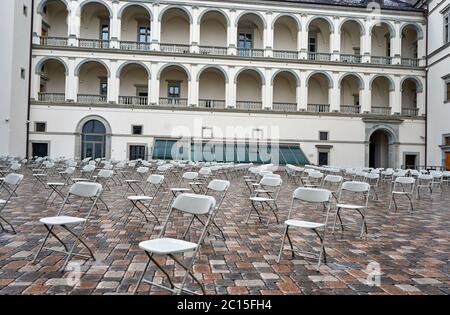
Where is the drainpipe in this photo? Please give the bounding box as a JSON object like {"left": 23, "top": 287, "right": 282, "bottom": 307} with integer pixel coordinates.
{"left": 26, "top": 0, "right": 35, "bottom": 159}
{"left": 424, "top": 2, "right": 429, "bottom": 166}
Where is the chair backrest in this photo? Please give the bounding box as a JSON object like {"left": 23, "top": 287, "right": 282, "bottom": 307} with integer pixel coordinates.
{"left": 137, "top": 167, "right": 149, "bottom": 174}
{"left": 65, "top": 166, "right": 76, "bottom": 175}
{"left": 309, "top": 171, "right": 324, "bottom": 179}
{"left": 182, "top": 172, "right": 198, "bottom": 180}
{"left": 264, "top": 173, "right": 281, "bottom": 179}
{"left": 207, "top": 179, "right": 230, "bottom": 192}
{"left": 172, "top": 193, "right": 216, "bottom": 215}
{"left": 258, "top": 170, "right": 273, "bottom": 177}
{"left": 199, "top": 167, "right": 212, "bottom": 176}
{"left": 260, "top": 176, "right": 282, "bottom": 187}
{"left": 418, "top": 174, "right": 433, "bottom": 181}
{"left": 147, "top": 174, "right": 164, "bottom": 185}
{"left": 10, "top": 163, "right": 21, "bottom": 171}
{"left": 4, "top": 173, "right": 24, "bottom": 186}
{"left": 88, "top": 160, "right": 96, "bottom": 166}
{"left": 69, "top": 182, "right": 102, "bottom": 198}
{"left": 97, "top": 169, "right": 113, "bottom": 178}
{"left": 341, "top": 181, "right": 370, "bottom": 193}
{"left": 395, "top": 176, "right": 415, "bottom": 185}
{"left": 293, "top": 187, "right": 331, "bottom": 203}
{"left": 82, "top": 164, "right": 95, "bottom": 172}
{"left": 323, "top": 175, "right": 343, "bottom": 184}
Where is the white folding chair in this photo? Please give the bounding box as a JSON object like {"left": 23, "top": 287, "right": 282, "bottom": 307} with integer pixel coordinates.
{"left": 33, "top": 182, "right": 103, "bottom": 271}
{"left": 133, "top": 193, "right": 216, "bottom": 295}
{"left": 246, "top": 176, "right": 282, "bottom": 226}
{"left": 0, "top": 174, "right": 24, "bottom": 233}
{"left": 277, "top": 187, "right": 332, "bottom": 270}
{"left": 321, "top": 175, "right": 343, "bottom": 201}
{"left": 389, "top": 177, "right": 415, "bottom": 212}
{"left": 93, "top": 169, "right": 114, "bottom": 191}
{"left": 303, "top": 171, "right": 324, "bottom": 188}
{"left": 58, "top": 166, "right": 76, "bottom": 185}
{"left": 416, "top": 174, "right": 433, "bottom": 199}
{"left": 332, "top": 181, "right": 370, "bottom": 238}
{"left": 364, "top": 173, "right": 380, "bottom": 200}
{"left": 125, "top": 174, "right": 165, "bottom": 225}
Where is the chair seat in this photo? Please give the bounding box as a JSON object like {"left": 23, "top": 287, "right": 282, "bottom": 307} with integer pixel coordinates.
{"left": 336, "top": 204, "right": 366, "bottom": 210}
{"left": 190, "top": 182, "right": 205, "bottom": 186}
{"left": 33, "top": 174, "right": 47, "bottom": 177}
{"left": 0, "top": 199, "right": 6, "bottom": 204}
{"left": 139, "top": 237, "right": 198, "bottom": 254}
{"left": 170, "top": 188, "right": 190, "bottom": 192}
{"left": 250, "top": 196, "right": 274, "bottom": 202}
{"left": 40, "top": 215, "right": 86, "bottom": 226}
{"left": 47, "top": 182, "right": 65, "bottom": 187}
{"left": 285, "top": 219, "right": 325, "bottom": 229}
{"left": 392, "top": 191, "right": 412, "bottom": 195}
{"left": 125, "top": 179, "right": 140, "bottom": 183}
{"left": 254, "top": 189, "right": 273, "bottom": 194}
{"left": 127, "top": 196, "right": 153, "bottom": 201}
{"left": 72, "top": 178, "right": 89, "bottom": 182}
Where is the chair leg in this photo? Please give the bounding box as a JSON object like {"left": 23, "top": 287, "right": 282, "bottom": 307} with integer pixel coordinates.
{"left": 133, "top": 254, "right": 152, "bottom": 295}
{"left": 0, "top": 214, "right": 16, "bottom": 234}
{"left": 277, "top": 226, "right": 289, "bottom": 263}
{"left": 33, "top": 229, "right": 52, "bottom": 264}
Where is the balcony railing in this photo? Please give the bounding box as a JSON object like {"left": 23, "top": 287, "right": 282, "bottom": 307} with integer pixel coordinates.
{"left": 159, "top": 97, "right": 188, "bottom": 107}
{"left": 401, "top": 107, "right": 419, "bottom": 116}
{"left": 199, "top": 46, "right": 228, "bottom": 56}
{"left": 118, "top": 96, "right": 148, "bottom": 106}
{"left": 237, "top": 48, "right": 264, "bottom": 58}
{"left": 371, "top": 56, "right": 391, "bottom": 65}
{"left": 273, "top": 102, "right": 297, "bottom": 112}
{"left": 371, "top": 106, "right": 391, "bottom": 115}
{"left": 272, "top": 50, "right": 299, "bottom": 60}
{"left": 119, "top": 41, "right": 151, "bottom": 51}
{"left": 40, "top": 36, "right": 67, "bottom": 46}
{"left": 79, "top": 39, "right": 110, "bottom": 49}
{"left": 401, "top": 58, "right": 419, "bottom": 67}
{"left": 340, "top": 54, "right": 361, "bottom": 63}
{"left": 340, "top": 105, "right": 360, "bottom": 114}
{"left": 236, "top": 101, "right": 263, "bottom": 110}
{"left": 77, "top": 94, "right": 107, "bottom": 104}
{"left": 308, "top": 52, "right": 331, "bottom": 61}
{"left": 160, "top": 43, "right": 190, "bottom": 54}
{"left": 198, "top": 99, "right": 226, "bottom": 109}
{"left": 307, "top": 104, "right": 330, "bottom": 113}
{"left": 38, "top": 92, "right": 65, "bottom": 103}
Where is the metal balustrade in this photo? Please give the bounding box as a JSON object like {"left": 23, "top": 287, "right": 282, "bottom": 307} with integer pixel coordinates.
{"left": 119, "top": 41, "right": 151, "bottom": 51}
{"left": 159, "top": 97, "right": 188, "bottom": 107}
{"left": 307, "top": 104, "right": 330, "bottom": 113}
{"left": 371, "top": 106, "right": 392, "bottom": 115}
{"left": 77, "top": 94, "right": 107, "bottom": 104}
{"left": 40, "top": 37, "right": 67, "bottom": 46}
{"left": 237, "top": 48, "right": 264, "bottom": 58}
{"left": 401, "top": 58, "right": 419, "bottom": 67}
{"left": 401, "top": 107, "right": 419, "bottom": 116}
{"left": 340, "top": 105, "right": 360, "bottom": 114}
{"left": 199, "top": 46, "right": 228, "bottom": 56}
{"left": 118, "top": 96, "right": 148, "bottom": 106}
{"left": 272, "top": 50, "right": 299, "bottom": 60}
{"left": 371, "top": 56, "right": 392, "bottom": 65}
{"left": 160, "top": 43, "right": 190, "bottom": 54}
{"left": 340, "top": 54, "right": 361, "bottom": 63}
{"left": 38, "top": 93, "right": 65, "bottom": 103}
{"left": 308, "top": 52, "right": 331, "bottom": 61}
{"left": 273, "top": 102, "right": 297, "bottom": 112}
{"left": 236, "top": 101, "right": 263, "bottom": 110}
{"left": 79, "top": 39, "right": 110, "bottom": 49}
{"left": 198, "top": 99, "right": 226, "bottom": 109}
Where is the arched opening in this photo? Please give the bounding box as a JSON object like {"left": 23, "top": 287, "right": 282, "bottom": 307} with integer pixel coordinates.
{"left": 159, "top": 65, "right": 189, "bottom": 106}
{"left": 371, "top": 76, "right": 392, "bottom": 115}
{"left": 272, "top": 71, "right": 298, "bottom": 111}
{"left": 118, "top": 63, "right": 149, "bottom": 105}
{"left": 340, "top": 74, "right": 361, "bottom": 114}
{"left": 236, "top": 69, "right": 263, "bottom": 110}
{"left": 198, "top": 68, "right": 226, "bottom": 108}
{"left": 37, "top": 59, "right": 66, "bottom": 102}
{"left": 307, "top": 73, "right": 330, "bottom": 112}
{"left": 307, "top": 18, "right": 332, "bottom": 60}
{"left": 199, "top": 11, "right": 227, "bottom": 54}
{"left": 273, "top": 15, "right": 299, "bottom": 58}
{"left": 81, "top": 120, "right": 106, "bottom": 159}
{"left": 236, "top": 13, "right": 265, "bottom": 57}
{"left": 79, "top": 1, "right": 111, "bottom": 48}
{"left": 39, "top": 0, "right": 68, "bottom": 46}
{"left": 160, "top": 8, "right": 191, "bottom": 52}
{"left": 77, "top": 61, "right": 109, "bottom": 103}
{"left": 401, "top": 78, "right": 419, "bottom": 116}
{"left": 369, "top": 130, "right": 390, "bottom": 168}
{"left": 340, "top": 20, "right": 362, "bottom": 62}
{"left": 401, "top": 25, "right": 419, "bottom": 66}
{"left": 371, "top": 22, "right": 393, "bottom": 64}
{"left": 119, "top": 5, "right": 151, "bottom": 51}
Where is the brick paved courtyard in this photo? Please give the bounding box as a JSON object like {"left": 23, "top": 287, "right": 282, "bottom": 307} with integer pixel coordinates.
{"left": 0, "top": 170, "right": 449, "bottom": 295}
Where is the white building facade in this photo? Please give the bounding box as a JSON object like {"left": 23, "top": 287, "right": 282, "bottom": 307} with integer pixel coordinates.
{"left": 425, "top": 0, "right": 450, "bottom": 170}
{"left": 27, "top": 0, "right": 428, "bottom": 167}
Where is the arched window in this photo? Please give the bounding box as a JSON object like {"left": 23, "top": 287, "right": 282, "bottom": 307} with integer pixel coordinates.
{"left": 82, "top": 120, "right": 106, "bottom": 159}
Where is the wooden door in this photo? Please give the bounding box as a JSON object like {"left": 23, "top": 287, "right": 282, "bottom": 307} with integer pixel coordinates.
{"left": 445, "top": 152, "right": 450, "bottom": 171}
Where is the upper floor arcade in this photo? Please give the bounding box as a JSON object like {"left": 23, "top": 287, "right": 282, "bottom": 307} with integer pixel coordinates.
{"left": 34, "top": 0, "right": 426, "bottom": 68}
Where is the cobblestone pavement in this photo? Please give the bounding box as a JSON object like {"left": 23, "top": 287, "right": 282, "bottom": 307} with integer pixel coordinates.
{"left": 0, "top": 169, "right": 449, "bottom": 295}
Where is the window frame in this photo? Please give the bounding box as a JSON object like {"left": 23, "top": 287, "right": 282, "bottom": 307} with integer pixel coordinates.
{"left": 138, "top": 25, "right": 151, "bottom": 43}
{"left": 444, "top": 9, "right": 450, "bottom": 44}
{"left": 131, "top": 125, "right": 143, "bottom": 135}
{"left": 319, "top": 131, "right": 329, "bottom": 141}
{"left": 167, "top": 81, "right": 181, "bottom": 98}
{"left": 237, "top": 29, "right": 254, "bottom": 49}
{"left": 34, "top": 122, "right": 47, "bottom": 133}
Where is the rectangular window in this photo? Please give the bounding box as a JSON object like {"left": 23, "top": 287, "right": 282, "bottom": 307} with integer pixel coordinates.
{"left": 447, "top": 82, "right": 450, "bottom": 101}
{"left": 308, "top": 34, "right": 317, "bottom": 52}
{"left": 238, "top": 32, "right": 253, "bottom": 49}
{"left": 168, "top": 82, "right": 180, "bottom": 98}
{"left": 129, "top": 145, "right": 146, "bottom": 160}
{"left": 100, "top": 22, "right": 109, "bottom": 41}
{"left": 100, "top": 78, "right": 107, "bottom": 96}
{"left": 386, "top": 37, "right": 391, "bottom": 56}
{"left": 319, "top": 131, "right": 329, "bottom": 141}
{"left": 445, "top": 11, "right": 450, "bottom": 44}
{"left": 132, "top": 125, "right": 143, "bottom": 135}
{"left": 445, "top": 136, "right": 450, "bottom": 146}
{"left": 138, "top": 25, "right": 151, "bottom": 43}
{"left": 35, "top": 122, "right": 46, "bottom": 132}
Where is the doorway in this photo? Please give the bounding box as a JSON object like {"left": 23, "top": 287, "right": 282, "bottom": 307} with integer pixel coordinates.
{"left": 129, "top": 145, "right": 146, "bottom": 160}
{"left": 404, "top": 154, "right": 418, "bottom": 169}
{"left": 32, "top": 142, "right": 48, "bottom": 157}
{"left": 369, "top": 130, "right": 389, "bottom": 168}
{"left": 81, "top": 120, "right": 106, "bottom": 159}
